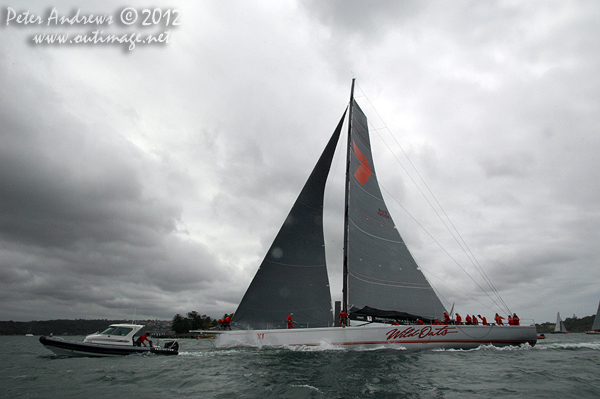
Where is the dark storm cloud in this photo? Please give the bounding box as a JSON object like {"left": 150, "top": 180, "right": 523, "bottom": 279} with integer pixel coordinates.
{"left": 0, "top": 65, "right": 178, "bottom": 248}
{"left": 0, "top": 42, "right": 228, "bottom": 320}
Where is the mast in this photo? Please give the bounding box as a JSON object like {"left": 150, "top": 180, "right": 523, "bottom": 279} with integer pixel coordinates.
{"left": 342, "top": 78, "right": 355, "bottom": 314}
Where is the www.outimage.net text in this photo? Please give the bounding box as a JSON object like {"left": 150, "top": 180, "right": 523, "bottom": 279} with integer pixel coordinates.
{"left": 4, "top": 6, "right": 180, "bottom": 50}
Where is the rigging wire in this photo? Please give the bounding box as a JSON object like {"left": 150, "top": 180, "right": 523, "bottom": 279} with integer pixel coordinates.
{"left": 378, "top": 183, "right": 506, "bottom": 312}
{"left": 354, "top": 84, "right": 512, "bottom": 316}
{"left": 424, "top": 269, "right": 506, "bottom": 315}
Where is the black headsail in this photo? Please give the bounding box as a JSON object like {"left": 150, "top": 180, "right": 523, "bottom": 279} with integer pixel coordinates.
{"left": 344, "top": 80, "right": 446, "bottom": 322}
{"left": 232, "top": 110, "right": 347, "bottom": 329}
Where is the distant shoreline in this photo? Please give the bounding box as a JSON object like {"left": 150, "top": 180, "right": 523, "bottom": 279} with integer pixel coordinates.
{"left": 0, "top": 319, "right": 174, "bottom": 336}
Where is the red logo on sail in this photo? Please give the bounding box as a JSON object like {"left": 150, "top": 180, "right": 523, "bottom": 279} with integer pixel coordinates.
{"left": 353, "top": 140, "right": 372, "bottom": 185}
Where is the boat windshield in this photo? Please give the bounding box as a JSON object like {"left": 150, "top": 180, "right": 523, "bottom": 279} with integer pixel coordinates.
{"left": 111, "top": 327, "right": 133, "bottom": 336}
{"left": 99, "top": 327, "right": 133, "bottom": 336}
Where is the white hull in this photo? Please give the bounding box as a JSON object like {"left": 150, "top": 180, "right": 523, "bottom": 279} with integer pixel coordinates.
{"left": 207, "top": 324, "right": 537, "bottom": 350}
{"left": 586, "top": 330, "right": 600, "bottom": 335}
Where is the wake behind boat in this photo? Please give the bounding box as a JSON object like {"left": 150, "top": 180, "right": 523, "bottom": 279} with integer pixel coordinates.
{"left": 39, "top": 323, "right": 179, "bottom": 357}
{"left": 197, "top": 79, "right": 537, "bottom": 350}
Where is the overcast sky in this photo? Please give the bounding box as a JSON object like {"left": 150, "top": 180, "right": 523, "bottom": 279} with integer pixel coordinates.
{"left": 1, "top": 1, "right": 599, "bottom": 324}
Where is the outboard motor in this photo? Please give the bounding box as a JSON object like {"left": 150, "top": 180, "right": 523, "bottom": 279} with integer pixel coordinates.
{"left": 163, "top": 341, "right": 179, "bottom": 351}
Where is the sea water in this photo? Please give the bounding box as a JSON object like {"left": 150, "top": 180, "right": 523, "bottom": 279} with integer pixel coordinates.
{"left": 2, "top": 333, "right": 599, "bottom": 398}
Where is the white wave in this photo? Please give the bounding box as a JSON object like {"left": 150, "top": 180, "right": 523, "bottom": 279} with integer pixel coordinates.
{"left": 536, "top": 342, "right": 600, "bottom": 350}
{"left": 353, "top": 344, "right": 408, "bottom": 351}
{"left": 432, "top": 343, "right": 534, "bottom": 352}
{"left": 283, "top": 341, "right": 409, "bottom": 352}
{"left": 290, "top": 384, "right": 324, "bottom": 393}
{"left": 284, "top": 341, "right": 346, "bottom": 351}
{"left": 177, "top": 348, "right": 248, "bottom": 357}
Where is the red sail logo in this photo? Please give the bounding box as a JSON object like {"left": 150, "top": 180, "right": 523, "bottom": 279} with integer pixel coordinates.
{"left": 353, "top": 140, "right": 372, "bottom": 185}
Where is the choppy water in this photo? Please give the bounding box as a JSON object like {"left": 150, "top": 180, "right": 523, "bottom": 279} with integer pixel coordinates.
{"left": 2, "top": 333, "right": 600, "bottom": 398}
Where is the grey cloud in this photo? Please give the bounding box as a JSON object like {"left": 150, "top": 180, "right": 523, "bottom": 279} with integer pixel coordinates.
{"left": 300, "top": 0, "right": 424, "bottom": 39}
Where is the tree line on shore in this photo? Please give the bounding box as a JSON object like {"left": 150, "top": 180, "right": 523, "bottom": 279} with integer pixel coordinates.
{"left": 0, "top": 312, "right": 231, "bottom": 336}
{"left": 170, "top": 311, "right": 234, "bottom": 334}
{"left": 535, "top": 314, "right": 594, "bottom": 333}
{"left": 0, "top": 319, "right": 172, "bottom": 336}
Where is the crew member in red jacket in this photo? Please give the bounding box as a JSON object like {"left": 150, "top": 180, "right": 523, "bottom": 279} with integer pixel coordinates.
{"left": 512, "top": 313, "right": 520, "bottom": 326}
{"left": 465, "top": 314, "right": 472, "bottom": 325}
{"left": 135, "top": 332, "right": 152, "bottom": 347}
{"left": 494, "top": 313, "right": 504, "bottom": 325}
{"left": 455, "top": 313, "right": 462, "bottom": 325}
{"left": 339, "top": 311, "right": 348, "bottom": 327}
{"left": 287, "top": 313, "right": 294, "bottom": 329}
{"left": 443, "top": 312, "right": 450, "bottom": 325}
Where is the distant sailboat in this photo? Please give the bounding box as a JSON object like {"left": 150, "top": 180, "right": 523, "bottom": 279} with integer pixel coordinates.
{"left": 552, "top": 312, "right": 568, "bottom": 334}
{"left": 197, "top": 79, "right": 537, "bottom": 350}
{"left": 586, "top": 300, "right": 600, "bottom": 335}
{"left": 25, "top": 322, "right": 34, "bottom": 336}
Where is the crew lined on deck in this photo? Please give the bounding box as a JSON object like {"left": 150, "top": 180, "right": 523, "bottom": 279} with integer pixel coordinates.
{"left": 408, "top": 312, "right": 519, "bottom": 326}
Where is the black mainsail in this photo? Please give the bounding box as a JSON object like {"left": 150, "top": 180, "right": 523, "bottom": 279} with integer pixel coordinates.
{"left": 232, "top": 111, "right": 347, "bottom": 329}
{"left": 345, "top": 93, "right": 446, "bottom": 322}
